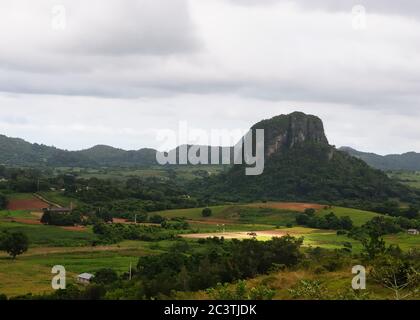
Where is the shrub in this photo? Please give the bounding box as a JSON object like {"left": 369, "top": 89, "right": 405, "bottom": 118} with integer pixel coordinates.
{"left": 202, "top": 207, "right": 212, "bottom": 217}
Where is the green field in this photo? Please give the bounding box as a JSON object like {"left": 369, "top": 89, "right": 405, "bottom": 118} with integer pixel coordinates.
{"left": 36, "top": 191, "right": 82, "bottom": 207}
{"left": 1, "top": 199, "right": 419, "bottom": 299}
{"left": 0, "top": 221, "right": 98, "bottom": 247}
{"left": 317, "top": 206, "right": 381, "bottom": 226}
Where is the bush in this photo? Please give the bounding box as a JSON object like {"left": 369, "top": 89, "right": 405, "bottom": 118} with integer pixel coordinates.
{"left": 202, "top": 207, "right": 212, "bottom": 217}
{"left": 304, "top": 208, "right": 316, "bottom": 216}
{"left": 149, "top": 215, "right": 165, "bottom": 224}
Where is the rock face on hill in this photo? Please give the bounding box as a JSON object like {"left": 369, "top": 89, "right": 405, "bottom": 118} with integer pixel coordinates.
{"left": 252, "top": 112, "right": 329, "bottom": 158}
{"left": 197, "top": 112, "right": 419, "bottom": 203}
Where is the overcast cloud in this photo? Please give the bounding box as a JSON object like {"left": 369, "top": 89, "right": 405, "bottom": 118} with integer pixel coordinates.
{"left": 0, "top": 0, "right": 419, "bottom": 155}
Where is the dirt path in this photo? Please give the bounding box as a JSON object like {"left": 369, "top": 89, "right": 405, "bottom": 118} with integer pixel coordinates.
{"left": 181, "top": 229, "right": 294, "bottom": 240}
{"left": 33, "top": 193, "right": 62, "bottom": 208}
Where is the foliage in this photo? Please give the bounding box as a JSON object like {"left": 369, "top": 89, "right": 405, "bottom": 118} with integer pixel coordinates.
{"left": 288, "top": 280, "right": 327, "bottom": 300}
{"left": 370, "top": 253, "right": 420, "bottom": 300}
{"left": 296, "top": 211, "right": 353, "bottom": 230}
{"left": 207, "top": 281, "right": 275, "bottom": 300}
{"left": 92, "top": 268, "right": 119, "bottom": 285}
{"left": 201, "top": 207, "right": 212, "bottom": 217}
{"left": 135, "top": 236, "right": 303, "bottom": 298}
{"left": 0, "top": 193, "right": 7, "bottom": 210}
{"left": 41, "top": 211, "right": 82, "bottom": 226}
{"left": 92, "top": 222, "right": 177, "bottom": 243}
{"left": 0, "top": 231, "right": 29, "bottom": 259}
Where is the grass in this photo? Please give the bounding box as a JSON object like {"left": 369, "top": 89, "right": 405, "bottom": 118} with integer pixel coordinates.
{"left": 0, "top": 246, "right": 154, "bottom": 297}
{"left": 317, "top": 206, "right": 381, "bottom": 226}
{"left": 0, "top": 239, "right": 198, "bottom": 297}
{"left": 0, "top": 210, "right": 35, "bottom": 220}
{"left": 157, "top": 205, "right": 301, "bottom": 226}
{"left": 4, "top": 193, "right": 34, "bottom": 200}
{"left": 0, "top": 197, "right": 418, "bottom": 299}
{"left": 37, "top": 191, "right": 82, "bottom": 207}
{"left": 0, "top": 221, "right": 98, "bottom": 247}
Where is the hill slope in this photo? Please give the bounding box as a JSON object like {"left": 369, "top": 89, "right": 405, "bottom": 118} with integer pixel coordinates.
{"left": 340, "top": 146, "right": 420, "bottom": 171}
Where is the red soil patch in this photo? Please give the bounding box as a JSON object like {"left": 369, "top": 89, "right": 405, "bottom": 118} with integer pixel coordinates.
{"left": 247, "top": 202, "right": 325, "bottom": 212}
{"left": 189, "top": 219, "right": 232, "bottom": 225}
{"left": 112, "top": 218, "right": 132, "bottom": 224}
{"left": 7, "top": 197, "right": 49, "bottom": 211}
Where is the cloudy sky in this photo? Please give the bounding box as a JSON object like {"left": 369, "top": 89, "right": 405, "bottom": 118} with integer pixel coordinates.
{"left": 1, "top": 0, "right": 420, "bottom": 154}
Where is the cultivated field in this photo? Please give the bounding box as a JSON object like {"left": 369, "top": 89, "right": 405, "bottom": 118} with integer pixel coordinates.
{"left": 0, "top": 196, "right": 419, "bottom": 298}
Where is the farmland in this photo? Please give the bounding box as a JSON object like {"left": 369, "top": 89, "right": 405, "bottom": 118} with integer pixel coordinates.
{"left": 1, "top": 192, "right": 419, "bottom": 298}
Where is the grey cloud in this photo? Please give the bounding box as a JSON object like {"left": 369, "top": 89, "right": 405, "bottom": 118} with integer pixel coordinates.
{"left": 61, "top": 0, "right": 199, "bottom": 56}
{"left": 228, "top": 0, "right": 420, "bottom": 19}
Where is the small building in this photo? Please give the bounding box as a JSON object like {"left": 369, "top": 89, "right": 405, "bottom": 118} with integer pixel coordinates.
{"left": 407, "top": 229, "right": 419, "bottom": 235}
{"left": 77, "top": 273, "right": 94, "bottom": 284}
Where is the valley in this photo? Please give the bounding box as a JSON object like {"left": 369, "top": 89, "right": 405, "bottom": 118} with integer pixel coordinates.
{"left": 0, "top": 112, "right": 419, "bottom": 300}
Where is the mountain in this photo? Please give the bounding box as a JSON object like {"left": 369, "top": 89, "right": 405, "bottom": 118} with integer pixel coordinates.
{"left": 0, "top": 135, "right": 157, "bottom": 167}
{"left": 79, "top": 145, "right": 157, "bottom": 167}
{"left": 0, "top": 134, "right": 95, "bottom": 167}
{"left": 196, "top": 112, "right": 419, "bottom": 203}
{"left": 340, "top": 146, "right": 420, "bottom": 171}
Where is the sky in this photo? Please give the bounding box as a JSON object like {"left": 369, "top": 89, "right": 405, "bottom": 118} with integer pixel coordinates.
{"left": 0, "top": 0, "right": 420, "bottom": 155}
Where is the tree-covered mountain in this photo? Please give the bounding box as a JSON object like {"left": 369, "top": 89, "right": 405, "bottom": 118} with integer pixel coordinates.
{"left": 0, "top": 135, "right": 157, "bottom": 167}
{"left": 340, "top": 146, "right": 420, "bottom": 171}
{"left": 192, "top": 112, "right": 420, "bottom": 204}
{"left": 78, "top": 145, "right": 157, "bottom": 167}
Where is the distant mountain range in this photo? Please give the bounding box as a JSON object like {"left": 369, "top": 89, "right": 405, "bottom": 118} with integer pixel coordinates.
{"left": 0, "top": 135, "right": 157, "bottom": 167}
{"left": 1, "top": 120, "right": 419, "bottom": 172}
{"left": 1, "top": 112, "right": 419, "bottom": 203}
{"left": 340, "top": 147, "right": 420, "bottom": 171}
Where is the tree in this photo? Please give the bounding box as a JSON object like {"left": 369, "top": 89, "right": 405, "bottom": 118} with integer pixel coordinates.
{"left": 340, "top": 216, "right": 354, "bottom": 230}
{"left": 0, "top": 193, "right": 7, "bottom": 210}
{"left": 0, "top": 232, "right": 29, "bottom": 259}
{"left": 40, "top": 211, "right": 51, "bottom": 224}
{"left": 202, "top": 207, "right": 212, "bottom": 217}
{"left": 371, "top": 256, "right": 420, "bottom": 300}
{"left": 93, "top": 268, "right": 118, "bottom": 285}
{"left": 361, "top": 232, "right": 386, "bottom": 260}
{"left": 404, "top": 205, "right": 419, "bottom": 219}
{"left": 304, "top": 208, "right": 316, "bottom": 216}
{"left": 149, "top": 214, "right": 165, "bottom": 224}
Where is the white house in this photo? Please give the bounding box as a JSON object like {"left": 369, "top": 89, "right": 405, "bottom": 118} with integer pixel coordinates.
{"left": 407, "top": 229, "right": 419, "bottom": 235}
{"left": 77, "top": 273, "right": 95, "bottom": 284}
